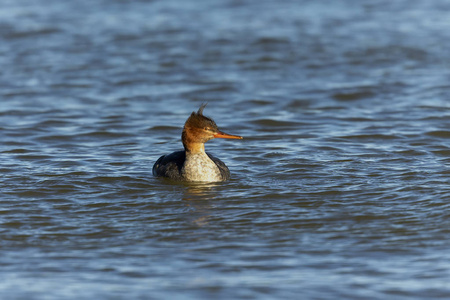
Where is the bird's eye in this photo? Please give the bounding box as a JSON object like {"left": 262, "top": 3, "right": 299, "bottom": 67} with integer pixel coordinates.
{"left": 204, "top": 127, "right": 211, "bottom": 131}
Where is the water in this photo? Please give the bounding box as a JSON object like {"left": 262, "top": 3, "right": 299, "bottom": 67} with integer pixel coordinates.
{"left": 1, "top": 0, "right": 450, "bottom": 299}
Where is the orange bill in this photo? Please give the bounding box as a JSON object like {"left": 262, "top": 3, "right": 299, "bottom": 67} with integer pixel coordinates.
{"left": 214, "top": 131, "right": 243, "bottom": 139}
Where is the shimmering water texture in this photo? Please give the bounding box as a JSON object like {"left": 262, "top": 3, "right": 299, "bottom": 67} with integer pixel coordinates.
{"left": 1, "top": 0, "right": 449, "bottom": 299}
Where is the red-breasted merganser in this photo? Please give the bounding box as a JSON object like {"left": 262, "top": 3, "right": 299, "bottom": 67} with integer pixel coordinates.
{"left": 153, "top": 104, "right": 243, "bottom": 182}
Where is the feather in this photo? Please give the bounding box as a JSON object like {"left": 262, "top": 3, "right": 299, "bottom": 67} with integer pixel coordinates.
{"left": 197, "top": 103, "right": 208, "bottom": 115}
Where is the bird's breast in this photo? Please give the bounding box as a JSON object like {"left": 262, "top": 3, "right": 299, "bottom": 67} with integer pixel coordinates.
{"left": 181, "top": 152, "right": 223, "bottom": 182}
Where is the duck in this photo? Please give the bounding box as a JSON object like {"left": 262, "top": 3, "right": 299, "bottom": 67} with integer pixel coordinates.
{"left": 153, "top": 104, "right": 243, "bottom": 182}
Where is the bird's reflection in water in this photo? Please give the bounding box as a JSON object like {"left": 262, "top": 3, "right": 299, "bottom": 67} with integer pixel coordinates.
{"left": 182, "top": 182, "right": 220, "bottom": 227}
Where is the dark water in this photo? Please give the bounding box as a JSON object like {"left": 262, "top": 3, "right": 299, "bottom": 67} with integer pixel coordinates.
{"left": 1, "top": 0, "right": 450, "bottom": 299}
